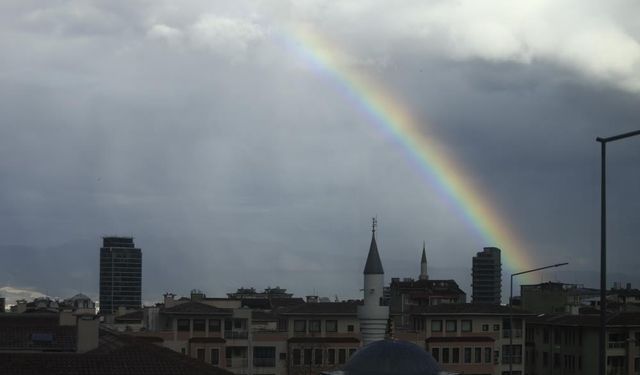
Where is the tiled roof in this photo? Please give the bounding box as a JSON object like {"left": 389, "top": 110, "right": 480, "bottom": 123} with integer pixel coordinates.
{"left": 0, "top": 314, "right": 76, "bottom": 352}
{"left": 0, "top": 330, "right": 234, "bottom": 375}
{"left": 280, "top": 302, "right": 361, "bottom": 316}
{"left": 288, "top": 337, "right": 360, "bottom": 343}
{"left": 410, "top": 303, "right": 532, "bottom": 316}
{"left": 162, "top": 302, "right": 232, "bottom": 316}
{"left": 114, "top": 310, "right": 143, "bottom": 322}
{"left": 252, "top": 310, "right": 277, "bottom": 321}
{"left": 426, "top": 336, "right": 494, "bottom": 343}
{"left": 524, "top": 313, "right": 640, "bottom": 327}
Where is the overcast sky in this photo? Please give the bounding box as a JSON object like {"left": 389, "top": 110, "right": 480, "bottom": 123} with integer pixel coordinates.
{"left": 1, "top": 0, "right": 639, "bottom": 306}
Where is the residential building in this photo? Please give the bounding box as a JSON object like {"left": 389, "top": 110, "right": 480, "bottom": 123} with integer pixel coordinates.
{"left": 525, "top": 312, "right": 640, "bottom": 375}
{"left": 472, "top": 247, "right": 502, "bottom": 305}
{"left": 520, "top": 282, "right": 600, "bottom": 314}
{"left": 0, "top": 297, "right": 5, "bottom": 313}
{"left": 396, "top": 303, "right": 532, "bottom": 375}
{"left": 99, "top": 236, "right": 142, "bottom": 315}
{"left": 227, "top": 287, "right": 294, "bottom": 300}
{"left": 389, "top": 245, "right": 466, "bottom": 329}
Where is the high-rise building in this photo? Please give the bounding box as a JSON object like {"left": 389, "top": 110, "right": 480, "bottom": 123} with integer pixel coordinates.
{"left": 99, "top": 237, "right": 142, "bottom": 315}
{"left": 471, "top": 247, "right": 502, "bottom": 304}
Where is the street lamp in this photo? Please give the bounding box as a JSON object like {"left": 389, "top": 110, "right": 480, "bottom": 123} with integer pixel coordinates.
{"left": 596, "top": 130, "right": 640, "bottom": 375}
{"left": 509, "top": 262, "right": 569, "bottom": 375}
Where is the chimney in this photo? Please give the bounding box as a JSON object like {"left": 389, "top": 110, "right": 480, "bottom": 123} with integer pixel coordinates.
{"left": 306, "top": 296, "right": 319, "bottom": 303}
{"left": 76, "top": 316, "right": 99, "bottom": 353}
{"left": 163, "top": 293, "right": 176, "bottom": 308}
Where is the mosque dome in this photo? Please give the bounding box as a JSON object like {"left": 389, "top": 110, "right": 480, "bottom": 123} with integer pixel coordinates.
{"left": 323, "top": 339, "right": 444, "bottom": 375}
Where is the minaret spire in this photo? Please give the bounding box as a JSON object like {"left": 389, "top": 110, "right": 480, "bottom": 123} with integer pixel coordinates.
{"left": 358, "top": 218, "right": 389, "bottom": 346}
{"left": 419, "top": 241, "right": 429, "bottom": 280}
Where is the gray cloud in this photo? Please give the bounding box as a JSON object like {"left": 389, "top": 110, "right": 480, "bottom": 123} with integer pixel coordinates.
{"left": 1, "top": 1, "right": 639, "bottom": 304}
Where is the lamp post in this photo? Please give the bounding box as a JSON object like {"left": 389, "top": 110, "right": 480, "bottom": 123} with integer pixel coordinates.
{"left": 596, "top": 130, "right": 640, "bottom": 375}
{"left": 509, "top": 262, "right": 569, "bottom": 375}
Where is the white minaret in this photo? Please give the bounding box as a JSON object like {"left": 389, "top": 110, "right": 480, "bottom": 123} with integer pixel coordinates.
{"left": 357, "top": 218, "right": 389, "bottom": 346}
{"left": 419, "top": 241, "right": 429, "bottom": 280}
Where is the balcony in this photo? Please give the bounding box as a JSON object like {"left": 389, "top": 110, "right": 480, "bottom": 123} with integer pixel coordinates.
{"left": 253, "top": 358, "right": 276, "bottom": 367}
{"left": 503, "top": 329, "right": 522, "bottom": 339}
{"left": 608, "top": 341, "right": 626, "bottom": 349}
{"left": 224, "top": 330, "right": 249, "bottom": 339}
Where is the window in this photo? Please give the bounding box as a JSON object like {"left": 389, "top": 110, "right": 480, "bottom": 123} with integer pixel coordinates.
{"left": 464, "top": 348, "right": 472, "bottom": 363}
{"left": 328, "top": 349, "right": 336, "bottom": 364}
{"left": 347, "top": 325, "right": 354, "bottom": 332}
{"left": 181, "top": 347, "right": 186, "bottom": 355}
{"left": 502, "top": 345, "right": 523, "bottom": 365}
{"left": 193, "top": 319, "right": 206, "bottom": 332}
{"left": 234, "top": 320, "right": 243, "bottom": 329}
{"left": 338, "top": 349, "right": 347, "bottom": 364}
{"left": 292, "top": 349, "right": 301, "bottom": 365}
{"left": 304, "top": 349, "right": 312, "bottom": 365}
{"left": 462, "top": 320, "right": 472, "bottom": 332}
{"left": 543, "top": 352, "right": 549, "bottom": 367}
{"left": 349, "top": 348, "right": 356, "bottom": 358}
{"left": 177, "top": 319, "right": 190, "bottom": 332}
{"left": 254, "top": 347, "right": 276, "bottom": 367}
{"left": 485, "top": 347, "right": 492, "bottom": 363}
{"left": 278, "top": 319, "right": 288, "bottom": 331}
{"left": 211, "top": 349, "right": 219, "bottom": 365}
{"left": 543, "top": 328, "right": 549, "bottom": 343}
{"left": 209, "top": 319, "right": 221, "bottom": 332}
{"left": 294, "top": 320, "right": 306, "bottom": 333}
{"left": 432, "top": 348, "right": 440, "bottom": 362}
{"left": 442, "top": 348, "right": 449, "bottom": 363}
{"left": 482, "top": 324, "right": 489, "bottom": 332}
{"left": 446, "top": 320, "right": 457, "bottom": 332}
{"left": 554, "top": 353, "right": 561, "bottom": 369}
{"left": 314, "top": 349, "right": 323, "bottom": 365}
{"left": 326, "top": 320, "right": 338, "bottom": 332}
{"left": 431, "top": 320, "right": 442, "bottom": 332}
{"left": 474, "top": 348, "right": 482, "bottom": 363}
{"left": 197, "top": 348, "right": 205, "bottom": 361}
{"left": 452, "top": 348, "right": 459, "bottom": 363}
{"left": 493, "top": 324, "right": 500, "bottom": 331}
{"left": 309, "top": 320, "right": 321, "bottom": 333}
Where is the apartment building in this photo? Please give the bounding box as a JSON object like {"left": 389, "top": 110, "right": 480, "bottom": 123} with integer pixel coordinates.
{"left": 472, "top": 247, "right": 502, "bottom": 305}
{"left": 395, "top": 303, "right": 532, "bottom": 375}
{"left": 525, "top": 312, "right": 640, "bottom": 375}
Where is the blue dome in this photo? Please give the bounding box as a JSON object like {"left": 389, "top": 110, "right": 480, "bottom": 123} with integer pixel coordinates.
{"left": 332, "top": 339, "right": 443, "bottom": 375}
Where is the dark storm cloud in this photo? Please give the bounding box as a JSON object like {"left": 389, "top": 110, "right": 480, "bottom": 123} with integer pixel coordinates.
{"left": 1, "top": 1, "right": 639, "bottom": 305}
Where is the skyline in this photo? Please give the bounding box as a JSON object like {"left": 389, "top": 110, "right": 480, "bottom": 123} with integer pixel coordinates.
{"left": 1, "top": 1, "right": 639, "bottom": 306}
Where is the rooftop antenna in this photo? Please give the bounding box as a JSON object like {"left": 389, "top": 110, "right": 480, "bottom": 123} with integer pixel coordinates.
{"left": 372, "top": 217, "right": 377, "bottom": 235}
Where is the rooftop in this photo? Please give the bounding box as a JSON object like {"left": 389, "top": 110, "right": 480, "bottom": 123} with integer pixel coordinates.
{"left": 410, "top": 303, "right": 532, "bottom": 316}
{"left": 0, "top": 329, "right": 232, "bottom": 375}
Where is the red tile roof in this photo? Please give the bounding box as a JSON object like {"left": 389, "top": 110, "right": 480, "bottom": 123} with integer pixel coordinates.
{"left": 1, "top": 329, "right": 233, "bottom": 375}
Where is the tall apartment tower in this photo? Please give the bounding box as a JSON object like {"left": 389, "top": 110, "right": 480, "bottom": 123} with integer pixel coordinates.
{"left": 99, "top": 237, "right": 142, "bottom": 315}
{"left": 471, "top": 247, "right": 502, "bottom": 304}
{"left": 357, "top": 219, "right": 389, "bottom": 346}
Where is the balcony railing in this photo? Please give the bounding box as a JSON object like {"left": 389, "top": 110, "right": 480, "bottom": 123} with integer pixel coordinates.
{"left": 502, "top": 329, "right": 522, "bottom": 339}
{"left": 226, "top": 358, "right": 249, "bottom": 368}
{"left": 608, "top": 341, "right": 626, "bottom": 349}
{"left": 224, "top": 330, "right": 248, "bottom": 339}
{"left": 253, "top": 358, "right": 276, "bottom": 367}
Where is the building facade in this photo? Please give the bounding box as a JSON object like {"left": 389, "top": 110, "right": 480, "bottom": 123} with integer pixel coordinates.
{"left": 396, "top": 304, "right": 531, "bottom": 375}
{"left": 472, "top": 247, "right": 502, "bottom": 305}
{"left": 99, "top": 236, "right": 142, "bottom": 315}
{"left": 525, "top": 312, "right": 640, "bottom": 375}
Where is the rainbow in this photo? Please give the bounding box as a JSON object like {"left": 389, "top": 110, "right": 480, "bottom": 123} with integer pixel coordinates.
{"left": 282, "top": 24, "right": 536, "bottom": 277}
